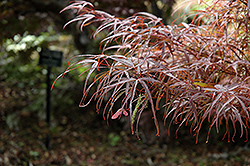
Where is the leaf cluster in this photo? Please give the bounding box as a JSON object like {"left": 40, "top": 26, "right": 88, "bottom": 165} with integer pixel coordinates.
{"left": 59, "top": 0, "right": 250, "bottom": 142}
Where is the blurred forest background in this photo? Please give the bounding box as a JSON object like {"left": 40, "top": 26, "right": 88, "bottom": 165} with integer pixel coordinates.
{"left": 0, "top": 0, "right": 250, "bottom": 165}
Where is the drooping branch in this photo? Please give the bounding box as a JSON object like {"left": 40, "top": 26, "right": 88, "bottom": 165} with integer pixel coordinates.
{"left": 60, "top": 0, "right": 250, "bottom": 142}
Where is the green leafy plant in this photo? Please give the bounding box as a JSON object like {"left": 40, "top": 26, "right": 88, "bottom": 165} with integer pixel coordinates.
{"left": 58, "top": 0, "right": 250, "bottom": 143}
{"left": 0, "top": 29, "right": 83, "bottom": 130}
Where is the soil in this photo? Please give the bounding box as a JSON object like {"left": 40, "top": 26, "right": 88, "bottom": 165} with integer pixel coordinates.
{"left": 1, "top": 104, "right": 250, "bottom": 166}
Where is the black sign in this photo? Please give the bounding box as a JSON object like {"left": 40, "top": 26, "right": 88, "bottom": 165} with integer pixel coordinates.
{"left": 39, "top": 49, "right": 63, "bottom": 67}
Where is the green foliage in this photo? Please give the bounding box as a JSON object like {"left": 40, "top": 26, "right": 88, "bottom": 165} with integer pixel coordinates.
{"left": 108, "top": 133, "right": 121, "bottom": 146}
{"left": 0, "top": 28, "right": 85, "bottom": 130}
{"left": 3, "top": 28, "right": 56, "bottom": 55}
{"left": 60, "top": 0, "right": 250, "bottom": 143}
{"left": 29, "top": 151, "right": 39, "bottom": 157}
{"left": 132, "top": 94, "right": 142, "bottom": 125}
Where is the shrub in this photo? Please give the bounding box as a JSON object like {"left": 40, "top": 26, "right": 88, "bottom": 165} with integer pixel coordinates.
{"left": 58, "top": 0, "right": 250, "bottom": 143}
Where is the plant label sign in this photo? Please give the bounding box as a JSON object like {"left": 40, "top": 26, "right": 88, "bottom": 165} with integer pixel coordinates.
{"left": 39, "top": 49, "right": 63, "bottom": 67}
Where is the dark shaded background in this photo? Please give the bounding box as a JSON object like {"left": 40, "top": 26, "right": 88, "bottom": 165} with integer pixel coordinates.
{"left": 0, "top": 0, "right": 249, "bottom": 165}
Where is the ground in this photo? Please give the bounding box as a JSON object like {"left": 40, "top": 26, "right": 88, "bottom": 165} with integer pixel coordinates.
{"left": 1, "top": 103, "right": 250, "bottom": 166}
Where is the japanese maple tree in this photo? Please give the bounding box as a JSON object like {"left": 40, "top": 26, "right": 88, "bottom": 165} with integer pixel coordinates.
{"left": 57, "top": 0, "right": 250, "bottom": 143}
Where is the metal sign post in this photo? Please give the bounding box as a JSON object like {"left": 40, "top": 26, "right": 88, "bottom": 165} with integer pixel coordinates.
{"left": 39, "top": 49, "right": 62, "bottom": 149}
